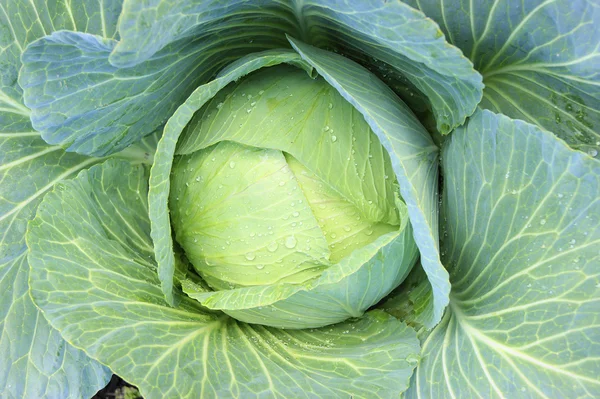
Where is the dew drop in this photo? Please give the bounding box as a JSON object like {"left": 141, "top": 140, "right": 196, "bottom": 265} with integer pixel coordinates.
{"left": 256, "top": 264, "right": 265, "bottom": 270}
{"left": 588, "top": 149, "right": 598, "bottom": 157}
{"left": 328, "top": 102, "right": 333, "bottom": 109}
{"left": 245, "top": 252, "right": 256, "bottom": 261}
{"left": 292, "top": 211, "right": 300, "bottom": 217}
{"left": 330, "top": 233, "right": 337, "bottom": 239}
{"left": 229, "top": 161, "right": 236, "bottom": 169}
{"left": 540, "top": 219, "right": 547, "bottom": 225}
{"left": 365, "top": 229, "right": 374, "bottom": 236}
{"left": 267, "top": 242, "right": 279, "bottom": 252}
{"left": 406, "top": 354, "right": 419, "bottom": 364}
{"left": 343, "top": 226, "right": 351, "bottom": 232}
{"left": 285, "top": 235, "right": 297, "bottom": 249}
{"left": 331, "top": 135, "right": 337, "bottom": 142}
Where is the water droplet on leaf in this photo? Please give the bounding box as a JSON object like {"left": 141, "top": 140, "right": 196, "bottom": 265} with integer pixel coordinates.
{"left": 285, "top": 235, "right": 297, "bottom": 248}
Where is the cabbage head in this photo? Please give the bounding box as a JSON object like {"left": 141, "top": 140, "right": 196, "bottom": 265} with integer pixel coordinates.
{"left": 168, "top": 66, "right": 418, "bottom": 328}
{"left": 1, "top": 0, "right": 598, "bottom": 398}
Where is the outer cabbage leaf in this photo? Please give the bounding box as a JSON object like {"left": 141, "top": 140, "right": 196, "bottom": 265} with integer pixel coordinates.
{"left": 289, "top": 39, "right": 449, "bottom": 328}
{"left": 406, "top": 109, "right": 600, "bottom": 398}
{"left": 406, "top": 0, "right": 600, "bottom": 154}
{"left": 0, "top": 113, "right": 155, "bottom": 399}
{"left": 0, "top": 112, "right": 109, "bottom": 399}
{"left": 18, "top": 4, "right": 296, "bottom": 156}
{"left": 0, "top": 0, "right": 124, "bottom": 396}
{"left": 110, "top": 0, "right": 482, "bottom": 134}
{"left": 27, "top": 159, "right": 422, "bottom": 399}
{"left": 0, "top": 0, "right": 121, "bottom": 107}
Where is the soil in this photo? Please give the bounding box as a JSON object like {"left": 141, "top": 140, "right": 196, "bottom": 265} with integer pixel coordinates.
{"left": 92, "top": 375, "right": 142, "bottom": 399}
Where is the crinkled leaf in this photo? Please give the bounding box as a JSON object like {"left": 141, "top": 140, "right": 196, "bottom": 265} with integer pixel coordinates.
{"left": 407, "top": 109, "right": 600, "bottom": 398}
{"left": 27, "top": 159, "right": 421, "bottom": 399}
{"left": 289, "top": 38, "right": 449, "bottom": 328}
{"left": 407, "top": 0, "right": 600, "bottom": 154}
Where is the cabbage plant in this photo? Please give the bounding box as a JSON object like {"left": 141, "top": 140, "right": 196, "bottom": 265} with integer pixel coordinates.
{"left": 1, "top": 0, "right": 598, "bottom": 398}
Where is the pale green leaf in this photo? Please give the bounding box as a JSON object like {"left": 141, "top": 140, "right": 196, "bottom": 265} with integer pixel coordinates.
{"left": 185, "top": 221, "right": 417, "bottom": 329}
{"left": 148, "top": 49, "right": 315, "bottom": 306}
{"left": 407, "top": 109, "right": 600, "bottom": 398}
{"left": 27, "top": 159, "right": 422, "bottom": 399}
{"left": 170, "top": 141, "right": 331, "bottom": 290}
{"left": 176, "top": 65, "right": 400, "bottom": 228}
{"left": 406, "top": 0, "right": 600, "bottom": 154}
{"left": 288, "top": 38, "right": 449, "bottom": 328}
